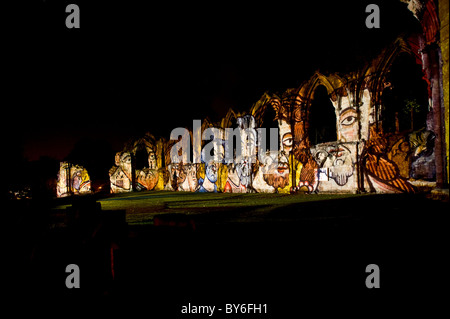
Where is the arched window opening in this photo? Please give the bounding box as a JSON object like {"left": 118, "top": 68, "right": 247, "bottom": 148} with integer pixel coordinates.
{"left": 308, "top": 85, "right": 337, "bottom": 144}
{"left": 134, "top": 145, "right": 149, "bottom": 170}
{"left": 261, "top": 103, "right": 280, "bottom": 151}
{"left": 381, "top": 53, "right": 429, "bottom": 134}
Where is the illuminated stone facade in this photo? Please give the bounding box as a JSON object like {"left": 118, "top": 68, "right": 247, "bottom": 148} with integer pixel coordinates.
{"left": 56, "top": 162, "right": 91, "bottom": 197}
{"left": 107, "top": 0, "right": 447, "bottom": 195}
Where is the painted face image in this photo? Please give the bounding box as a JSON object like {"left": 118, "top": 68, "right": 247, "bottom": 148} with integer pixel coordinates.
{"left": 235, "top": 157, "right": 251, "bottom": 187}
{"left": 323, "top": 145, "right": 354, "bottom": 186}
{"left": 115, "top": 152, "right": 131, "bottom": 165}
{"left": 187, "top": 166, "right": 198, "bottom": 190}
{"left": 282, "top": 132, "right": 293, "bottom": 153}
{"left": 120, "top": 153, "right": 132, "bottom": 167}
{"left": 262, "top": 152, "right": 290, "bottom": 189}
{"left": 339, "top": 107, "right": 358, "bottom": 142}
{"left": 114, "top": 153, "right": 133, "bottom": 184}
{"left": 266, "top": 118, "right": 291, "bottom": 188}
{"left": 315, "top": 150, "right": 328, "bottom": 165}
{"left": 205, "top": 161, "right": 219, "bottom": 183}
{"left": 172, "top": 163, "right": 187, "bottom": 185}
{"left": 110, "top": 153, "right": 132, "bottom": 193}
{"left": 277, "top": 148, "right": 289, "bottom": 175}
{"left": 278, "top": 119, "right": 291, "bottom": 151}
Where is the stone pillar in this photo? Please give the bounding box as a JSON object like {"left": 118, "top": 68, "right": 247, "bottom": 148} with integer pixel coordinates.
{"left": 422, "top": 43, "right": 446, "bottom": 188}
{"left": 439, "top": 0, "right": 449, "bottom": 184}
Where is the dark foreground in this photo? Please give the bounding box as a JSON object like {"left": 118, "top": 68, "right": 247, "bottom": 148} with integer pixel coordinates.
{"left": 5, "top": 192, "right": 448, "bottom": 317}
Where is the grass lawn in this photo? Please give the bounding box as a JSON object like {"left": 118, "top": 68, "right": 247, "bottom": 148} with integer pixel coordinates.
{"left": 54, "top": 191, "right": 370, "bottom": 225}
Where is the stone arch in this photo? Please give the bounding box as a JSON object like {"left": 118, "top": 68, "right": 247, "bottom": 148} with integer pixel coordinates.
{"left": 249, "top": 92, "right": 277, "bottom": 128}
{"left": 308, "top": 85, "right": 338, "bottom": 144}
{"left": 299, "top": 72, "right": 340, "bottom": 101}
{"left": 298, "top": 73, "right": 345, "bottom": 145}
{"left": 134, "top": 144, "right": 150, "bottom": 170}
{"left": 219, "top": 108, "right": 237, "bottom": 129}
{"left": 124, "top": 133, "right": 158, "bottom": 170}
{"left": 380, "top": 51, "right": 430, "bottom": 134}
{"left": 367, "top": 36, "right": 426, "bottom": 133}
{"left": 334, "top": 70, "right": 373, "bottom": 142}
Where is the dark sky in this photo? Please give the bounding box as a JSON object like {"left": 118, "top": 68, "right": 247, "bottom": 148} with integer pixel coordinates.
{"left": 4, "top": 0, "right": 420, "bottom": 161}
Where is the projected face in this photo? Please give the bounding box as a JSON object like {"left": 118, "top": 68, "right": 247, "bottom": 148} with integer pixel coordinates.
{"left": 172, "top": 163, "right": 187, "bottom": 185}
{"left": 314, "top": 144, "right": 354, "bottom": 186}
{"left": 117, "top": 152, "right": 132, "bottom": 168}
{"left": 205, "top": 161, "right": 219, "bottom": 183}
{"left": 262, "top": 151, "right": 290, "bottom": 190}
{"left": 112, "top": 152, "right": 133, "bottom": 190}
{"left": 338, "top": 107, "right": 358, "bottom": 142}
{"left": 235, "top": 156, "right": 251, "bottom": 187}
{"left": 185, "top": 165, "right": 199, "bottom": 191}
{"left": 261, "top": 118, "right": 291, "bottom": 189}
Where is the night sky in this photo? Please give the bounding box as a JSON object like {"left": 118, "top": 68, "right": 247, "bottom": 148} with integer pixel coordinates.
{"left": 5, "top": 0, "right": 420, "bottom": 161}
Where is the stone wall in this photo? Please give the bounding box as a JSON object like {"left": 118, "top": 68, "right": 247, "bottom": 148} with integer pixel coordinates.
{"left": 56, "top": 162, "right": 91, "bottom": 197}
{"left": 108, "top": 32, "right": 443, "bottom": 194}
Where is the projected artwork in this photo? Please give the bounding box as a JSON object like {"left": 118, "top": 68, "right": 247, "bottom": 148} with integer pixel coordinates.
{"left": 103, "top": 36, "right": 438, "bottom": 195}
{"left": 57, "top": 162, "right": 91, "bottom": 197}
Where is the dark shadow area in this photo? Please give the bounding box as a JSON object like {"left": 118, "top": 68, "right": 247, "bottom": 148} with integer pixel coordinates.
{"left": 261, "top": 102, "right": 280, "bottom": 150}
{"left": 3, "top": 1, "right": 444, "bottom": 316}
{"left": 5, "top": 193, "right": 447, "bottom": 316}
{"left": 382, "top": 53, "right": 429, "bottom": 134}
{"left": 134, "top": 145, "right": 150, "bottom": 170}
{"left": 65, "top": 138, "right": 115, "bottom": 192}
{"left": 309, "top": 85, "right": 337, "bottom": 144}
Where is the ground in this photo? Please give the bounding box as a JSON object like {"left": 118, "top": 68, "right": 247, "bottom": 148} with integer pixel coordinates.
{"left": 5, "top": 191, "right": 448, "bottom": 317}
{"left": 54, "top": 191, "right": 364, "bottom": 225}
